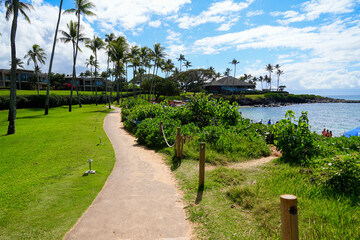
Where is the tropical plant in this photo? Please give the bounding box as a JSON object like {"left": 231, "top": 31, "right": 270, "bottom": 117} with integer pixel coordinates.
{"left": 128, "top": 45, "right": 140, "bottom": 97}
{"left": 275, "top": 64, "right": 284, "bottom": 92}
{"left": 85, "top": 36, "right": 105, "bottom": 105}
{"left": 64, "top": 0, "right": 95, "bottom": 112}
{"left": 45, "top": 0, "right": 63, "bottom": 115}
{"left": 24, "top": 44, "right": 47, "bottom": 95}
{"left": 265, "top": 64, "right": 273, "bottom": 91}
{"left": 104, "top": 33, "right": 116, "bottom": 108}
{"left": 230, "top": 59, "right": 239, "bottom": 78}
{"left": 177, "top": 54, "right": 185, "bottom": 72}
{"left": 59, "top": 20, "right": 89, "bottom": 110}
{"left": 184, "top": 60, "right": 192, "bottom": 71}
{"left": 6, "top": 0, "right": 33, "bottom": 134}
{"left": 149, "top": 43, "right": 166, "bottom": 101}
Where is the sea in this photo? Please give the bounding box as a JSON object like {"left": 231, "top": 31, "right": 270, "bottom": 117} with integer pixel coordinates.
{"left": 239, "top": 95, "right": 360, "bottom": 137}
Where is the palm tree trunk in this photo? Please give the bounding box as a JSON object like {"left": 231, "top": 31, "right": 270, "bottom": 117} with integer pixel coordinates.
{"left": 76, "top": 76, "right": 81, "bottom": 107}
{"left": 149, "top": 59, "right": 157, "bottom": 101}
{"left": 116, "top": 72, "right": 119, "bottom": 105}
{"left": 105, "top": 54, "right": 109, "bottom": 107}
{"left": 36, "top": 66, "right": 39, "bottom": 95}
{"left": 94, "top": 51, "right": 98, "bottom": 106}
{"left": 7, "top": 0, "right": 19, "bottom": 135}
{"left": 69, "top": 42, "right": 76, "bottom": 112}
{"left": 45, "top": 0, "right": 63, "bottom": 115}
{"left": 133, "top": 66, "right": 135, "bottom": 98}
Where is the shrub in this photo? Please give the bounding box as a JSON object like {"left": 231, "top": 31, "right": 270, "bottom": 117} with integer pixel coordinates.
{"left": 273, "top": 110, "right": 318, "bottom": 165}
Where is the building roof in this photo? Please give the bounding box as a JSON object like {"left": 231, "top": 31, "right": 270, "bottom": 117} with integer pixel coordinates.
{"left": 204, "top": 76, "right": 255, "bottom": 88}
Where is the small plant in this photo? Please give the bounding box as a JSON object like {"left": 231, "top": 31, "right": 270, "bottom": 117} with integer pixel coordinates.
{"left": 226, "top": 185, "right": 255, "bottom": 209}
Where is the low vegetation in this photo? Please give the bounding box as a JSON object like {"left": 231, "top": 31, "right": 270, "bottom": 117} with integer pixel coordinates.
{"left": 123, "top": 96, "right": 360, "bottom": 239}
{"left": 0, "top": 105, "right": 116, "bottom": 239}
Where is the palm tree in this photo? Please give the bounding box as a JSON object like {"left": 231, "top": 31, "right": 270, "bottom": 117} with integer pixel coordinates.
{"left": 265, "top": 64, "right": 273, "bottom": 91}
{"left": 264, "top": 75, "right": 270, "bottom": 90}
{"left": 128, "top": 45, "right": 140, "bottom": 98}
{"left": 230, "top": 59, "right": 239, "bottom": 77}
{"left": 6, "top": 0, "right": 33, "bottom": 134}
{"left": 104, "top": 33, "right": 116, "bottom": 108}
{"left": 64, "top": 0, "right": 95, "bottom": 112}
{"left": 149, "top": 43, "right": 166, "bottom": 101}
{"left": 59, "top": 20, "right": 89, "bottom": 110}
{"left": 164, "top": 59, "right": 175, "bottom": 78}
{"left": 184, "top": 60, "right": 192, "bottom": 71}
{"left": 24, "top": 44, "right": 47, "bottom": 95}
{"left": 85, "top": 54, "right": 95, "bottom": 91}
{"left": 258, "top": 76, "right": 264, "bottom": 91}
{"left": 274, "top": 64, "right": 283, "bottom": 91}
{"left": 45, "top": 0, "right": 63, "bottom": 115}
{"left": 177, "top": 54, "right": 185, "bottom": 72}
{"left": 85, "top": 36, "right": 105, "bottom": 105}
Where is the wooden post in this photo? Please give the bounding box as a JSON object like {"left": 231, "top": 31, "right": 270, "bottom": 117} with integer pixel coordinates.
{"left": 176, "top": 127, "right": 181, "bottom": 158}
{"left": 280, "top": 194, "right": 299, "bottom": 240}
{"left": 159, "top": 121, "right": 163, "bottom": 135}
{"left": 199, "top": 142, "right": 205, "bottom": 187}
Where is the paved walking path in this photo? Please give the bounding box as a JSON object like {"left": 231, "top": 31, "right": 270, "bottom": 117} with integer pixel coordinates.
{"left": 64, "top": 107, "right": 192, "bottom": 240}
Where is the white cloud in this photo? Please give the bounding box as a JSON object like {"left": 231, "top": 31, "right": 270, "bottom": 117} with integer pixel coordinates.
{"left": 92, "top": 0, "right": 190, "bottom": 30}
{"left": 176, "top": 0, "right": 253, "bottom": 29}
{"left": 148, "top": 20, "right": 162, "bottom": 28}
{"left": 272, "top": 0, "right": 359, "bottom": 24}
{"left": 166, "top": 30, "right": 181, "bottom": 43}
{"left": 246, "top": 10, "right": 264, "bottom": 17}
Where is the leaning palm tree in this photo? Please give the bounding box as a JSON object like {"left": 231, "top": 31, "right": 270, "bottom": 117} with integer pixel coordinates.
{"left": 24, "top": 44, "right": 47, "bottom": 95}
{"left": 64, "top": 0, "right": 95, "bottom": 112}
{"left": 45, "top": 0, "right": 63, "bottom": 115}
{"left": 6, "top": 0, "right": 33, "bottom": 134}
{"left": 85, "top": 36, "right": 105, "bottom": 105}
{"left": 59, "top": 20, "right": 89, "bottom": 110}
{"left": 149, "top": 43, "right": 166, "bottom": 101}
{"left": 230, "top": 59, "right": 239, "bottom": 77}
{"left": 177, "top": 54, "right": 185, "bottom": 72}
{"left": 265, "top": 64, "right": 273, "bottom": 91}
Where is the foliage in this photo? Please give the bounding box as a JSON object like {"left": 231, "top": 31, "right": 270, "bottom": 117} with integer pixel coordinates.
{"left": 171, "top": 68, "right": 217, "bottom": 92}
{"left": 323, "top": 153, "right": 360, "bottom": 195}
{"left": 273, "top": 110, "right": 318, "bottom": 165}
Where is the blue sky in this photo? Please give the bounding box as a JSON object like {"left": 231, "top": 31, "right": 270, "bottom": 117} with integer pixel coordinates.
{"left": 1, "top": 0, "right": 360, "bottom": 94}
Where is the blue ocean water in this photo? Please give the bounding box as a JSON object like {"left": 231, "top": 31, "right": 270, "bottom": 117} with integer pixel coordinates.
{"left": 239, "top": 102, "right": 360, "bottom": 137}
{"left": 325, "top": 95, "right": 360, "bottom": 100}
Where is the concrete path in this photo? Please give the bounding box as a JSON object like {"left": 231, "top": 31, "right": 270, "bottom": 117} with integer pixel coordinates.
{"left": 64, "top": 107, "right": 192, "bottom": 240}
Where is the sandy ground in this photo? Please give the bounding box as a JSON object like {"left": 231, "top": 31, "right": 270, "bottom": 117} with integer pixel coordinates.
{"left": 64, "top": 107, "right": 192, "bottom": 240}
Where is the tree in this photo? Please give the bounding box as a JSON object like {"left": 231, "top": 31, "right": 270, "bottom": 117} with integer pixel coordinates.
{"left": 258, "top": 75, "right": 264, "bottom": 91}
{"left": 59, "top": 20, "right": 89, "bottom": 110}
{"left": 149, "top": 43, "right": 166, "bottom": 101}
{"left": 85, "top": 54, "right": 95, "bottom": 91}
{"left": 230, "top": 59, "right": 239, "bottom": 77}
{"left": 45, "top": 0, "right": 63, "bottom": 115}
{"left": 265, "top": 64, "right": 273, "bottom": 91}
{"left": 6, "top": 0, "right": 33, "bottom": 134}
{"left": 128, "top": 45, "right": 140, "bottom": 98}
{"left": 173, "top": 68, "right": 217, "bottom": 93}
{"left": 64, "top": 0, "right": 95, "bottom": 112}
{"left": 275, "top": 64, "right": 284, "bottom": 91}
{"left": 184, "top": 60, "right": 192, "bottom": 71}
{"left": 177, "top": 54, "right": 185, "bottom": 72}
{"left": 104, "top": 33, "right": 116, "bottom": 108}
{"left": 85, "top": 36, "right": 105, "bottom": 105}
{"left": 224, "top": 68, "right": 231, "bottom": 77}
{"left": 24, "top": 44, "right": 47, "bottom": 95}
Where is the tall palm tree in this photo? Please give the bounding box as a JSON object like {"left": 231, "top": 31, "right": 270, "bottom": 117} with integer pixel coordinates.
{"left": 129, "top": 45, "right": 140, "bottom": 98}
{"left": 258, "top": 76, "right": 264, "bottom": 91}
{"left": 139, "top": 46, "right": 151, "bottom": 97}
{"left": 230, "top": 59, "right": 239, "bottom": 77}
{"left": 85, "top": 54, "right": 95, "bottom": 91}
{"left": 24, "top": 44, "right": 47, "bottom": 95}
{"left": 177, "top": 54, "right": 185, "bottom": 72}
{"left": 59, "top": 20, "right": 88, "bottom": 110}
{"left": 85, "top": 36, "right": 105, "bottom": 105}
{"left": 184, "top": 60, "right": 192, "bottom": 71}
{"left": 164, "top": 59, "right": 175, "bottom": 78}
{"left": 149, "top": 43, "right": 166, "bottom": 101}
{"left": 276, "top": 68, "right": 284, "bottom": 92}
{"left": 104, "top": 33, "right": 116, "bottom": 108}
{"left": 64, "top": 0, "right": 95, "bottom": 112}
{"left": 265, "top": 64, "right": 273, "bottom": 91}
{"left": 6, "top": 0, "right": 33, "bottom": 134}
{"left": 45, "top": 0, "right": 63, "bottom": 115}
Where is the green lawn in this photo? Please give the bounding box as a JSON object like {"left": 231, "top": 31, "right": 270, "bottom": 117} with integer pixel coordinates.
{"left": 0, "top": 105, "right": 116, "bottom": 239}
{"left": 0, "top": 90, "right": 130, "bottom": 96}
{"left": 245, "top": 94, "right": 265, "bottom": 99}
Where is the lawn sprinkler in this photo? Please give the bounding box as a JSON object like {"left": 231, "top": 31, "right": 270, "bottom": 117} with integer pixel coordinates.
{"left": 99, "top": 137, "right": 104, "bottom": 145}
{"left": 85, "top": 159, "right": 96, "bottom": 174}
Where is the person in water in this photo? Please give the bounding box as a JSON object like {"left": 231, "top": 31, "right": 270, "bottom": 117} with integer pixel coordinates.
{"left": 268, "top": 119, "right": 271, "bottom": 125}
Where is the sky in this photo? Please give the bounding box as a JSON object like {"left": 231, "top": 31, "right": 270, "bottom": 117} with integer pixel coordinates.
{"left": 1, "top": 0, "right": 360, "bottom": 95}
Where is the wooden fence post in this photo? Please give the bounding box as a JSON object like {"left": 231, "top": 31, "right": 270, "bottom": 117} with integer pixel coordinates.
{"left": 199, "top": 142, "right": 205, "bottom": 187}
{"left": 176, "top": 127, "right": 181, "bottom": 158}
{"left": 280, "top": 194, "right": 299, "bottom": 240}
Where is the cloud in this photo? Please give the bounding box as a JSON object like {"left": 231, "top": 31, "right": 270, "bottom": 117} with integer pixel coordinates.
{"left": 148, "top": 20, "right": 162, "bottom": 28}
{"left": 176, "top": 0, "right": 253, "bottom": 29}
{"left": 271, "top": 0, "right": 359, "bottom": 24}
{"left": 166, "top": 30, "right": 181, "bottom": 43}
{"left": 92, "top": 0, "right": 190, "bottom": 30}
{"left": 246, "top": 10, "right": 264, "bottom": 17}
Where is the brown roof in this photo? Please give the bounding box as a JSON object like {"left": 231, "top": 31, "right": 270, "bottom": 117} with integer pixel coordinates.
{"left": 204, "top": 76, "right": 255, "bottom": 88}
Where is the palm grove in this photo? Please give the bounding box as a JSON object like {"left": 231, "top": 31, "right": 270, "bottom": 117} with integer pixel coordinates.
{"left": 2, "top": 0, "right": 284, "bottom": 135}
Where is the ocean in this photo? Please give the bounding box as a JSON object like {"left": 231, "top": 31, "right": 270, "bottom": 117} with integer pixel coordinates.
{"left": 239, "top": 96, "right": 360, "bottom": 137}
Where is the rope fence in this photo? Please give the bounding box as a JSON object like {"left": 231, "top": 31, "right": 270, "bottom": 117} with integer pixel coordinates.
{"left": 159, "top": 121, "right": 184, "bottom": 158}
{"left": 160, "top": 123, "right": 176, "bottom": 148}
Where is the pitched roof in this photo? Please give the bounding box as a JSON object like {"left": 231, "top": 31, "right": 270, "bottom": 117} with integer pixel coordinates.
{"left": 204, "top": 76, "right": 255, "bottom": 88}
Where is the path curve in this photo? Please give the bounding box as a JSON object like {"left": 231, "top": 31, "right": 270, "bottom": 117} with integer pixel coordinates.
{"left": 64, "top": 107, "right": 192, "bottom": 240}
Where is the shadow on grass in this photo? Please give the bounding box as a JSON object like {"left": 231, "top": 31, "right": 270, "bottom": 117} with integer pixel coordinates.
{"left": 16, "top": 115, "right": 44, "bottom": 120}
{"left": 195, "top": 185, "right": 204, "bottom": 204}
{"left": 170, "top": 155, "right": 182, "bottom": 171}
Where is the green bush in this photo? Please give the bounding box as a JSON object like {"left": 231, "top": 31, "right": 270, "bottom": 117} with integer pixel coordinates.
{"left": 323, "top": 153, "right": 360, "bottom": 195}
{"left": 273, "top": 110, "right": 318, "bottom": 165}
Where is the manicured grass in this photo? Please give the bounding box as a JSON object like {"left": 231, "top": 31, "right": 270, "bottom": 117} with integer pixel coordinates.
{"left": 245, "top": 94, "right": 265, "bottom": 99}
{"left": 169, "top": 157, "right": 360, "bottom": 239}
{"left": 0, "top": 105, "right": 116, "bottom": 239}
{"left": 0, "top": 90, "right": 130, "bottom": 96}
